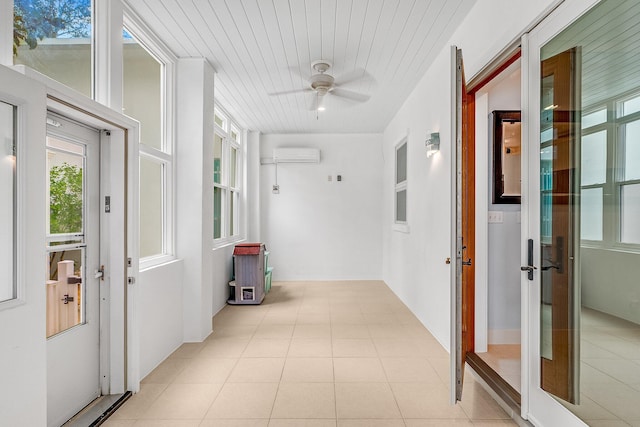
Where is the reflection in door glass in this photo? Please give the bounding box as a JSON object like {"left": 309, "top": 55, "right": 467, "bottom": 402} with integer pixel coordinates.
{"left": 0, "top": 102, "right": 16, "bottom": 303}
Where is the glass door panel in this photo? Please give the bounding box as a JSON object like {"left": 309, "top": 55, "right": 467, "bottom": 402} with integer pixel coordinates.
{"left": 46, "top": 136, "right": 86, "bottom": 337}
{"left": 0, "top": 101, "right": 16, "bottom": 303}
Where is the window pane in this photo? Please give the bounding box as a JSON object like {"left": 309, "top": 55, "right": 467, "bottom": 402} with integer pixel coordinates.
{"left": 396, "top": 142, "right": 407, "bottom": 184}
{"left": 139, "top": 157, "right": 163, "bottom": 258}
{"left": 581, "top": 109, "right": 607, "bottom": 129}
{"left": 621, "top": 95, "right": 640, "bottom": 117}
{"left": 0, "top": 102, "right": 16, "bottom": 302}
{"left": 396, "top": 189, "right": 407, "bottom": 222}
{"left": 214, "top": 133, "right": 223, "bottom": 184}
{"left": 14, "top": 0, "right": 92, "bottom": 97}
{"left": 581, "top": 130, "right": 607, "bottom": 185}
{"left": 214, "top": 187, "right": 224, "bottom": 239}
{"left": 621, "top": 183, "right": 640, "bottom": 244}
{"left": 123, "top": 31, "right": 162, "bottom": 150}
{"left": 622, "top": 120, "right": 640, "bottom": 181}
{"left": 580, "top": 187, "right": 603, "bottom": 241}
{"left": 230, "top": 190, "right": 235, "bottom": 236}
{"left": 214, "top": 113, "right": 225, "bottom": 128}
{"left": 230, "top": 146, "right": 237, "bottom": 188}
{"left": 47, "top": 138, "right": 84, "bottom": 235}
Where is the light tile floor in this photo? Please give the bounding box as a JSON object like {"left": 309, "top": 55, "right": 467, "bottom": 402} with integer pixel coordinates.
{"left": 105, "top": 281, "right": 515, "bottom": 426}
{"left": 476, "top": 308, "right": 640, "bottom": 426}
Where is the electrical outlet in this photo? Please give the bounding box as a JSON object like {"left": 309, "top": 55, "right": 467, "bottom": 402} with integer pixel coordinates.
{"left": 488, "top": 211, "right": 504, "bottom": 223}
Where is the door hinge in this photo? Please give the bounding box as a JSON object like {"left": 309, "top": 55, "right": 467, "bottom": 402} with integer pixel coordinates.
{"left": 94, "top": 265, "right": 105, "bottom": 280}
{"left": 127, "top": 276, "right": 135, "bottom": 285}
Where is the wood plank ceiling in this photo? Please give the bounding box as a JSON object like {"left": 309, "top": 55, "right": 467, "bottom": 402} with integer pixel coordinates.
{"left": 123, "top": 0, "right": 476, "bottom": 134}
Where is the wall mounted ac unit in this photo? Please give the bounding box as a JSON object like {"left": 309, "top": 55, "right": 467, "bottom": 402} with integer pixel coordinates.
{"left": 273, "top": 148, "right": 320, "bottom": 163}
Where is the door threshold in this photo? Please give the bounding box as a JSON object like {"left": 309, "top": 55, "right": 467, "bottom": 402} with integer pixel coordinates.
{"left": 63, "top": 391, "right": 131, "bottom": 427}
{"left": 466, "top": 352, "right": 521, "bottom": 411}
{"left": 466, "top": 353, "right": 532, "bottom": 426}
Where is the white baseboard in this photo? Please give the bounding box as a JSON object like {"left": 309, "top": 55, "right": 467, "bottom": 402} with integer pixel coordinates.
{"left": 488, "top": 329, "right": 521, "bottom": 345}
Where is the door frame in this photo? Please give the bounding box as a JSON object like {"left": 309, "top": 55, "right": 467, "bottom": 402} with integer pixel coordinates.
{"left": 522, "top": 0, "right": 600, "bottom": 425}
{"left": 13, "top": 65, "right": 142, "bottom": 396}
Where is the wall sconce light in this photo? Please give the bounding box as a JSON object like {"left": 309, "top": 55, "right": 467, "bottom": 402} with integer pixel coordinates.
{"left": 425, "top": 132, "right": 440, "bottom": 157}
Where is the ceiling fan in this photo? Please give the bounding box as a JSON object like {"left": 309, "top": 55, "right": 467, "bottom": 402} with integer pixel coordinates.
{"left": 269, "top": 60, "right": 373, "bottom": 111}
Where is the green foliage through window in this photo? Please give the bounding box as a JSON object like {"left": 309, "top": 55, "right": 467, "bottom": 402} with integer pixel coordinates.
{"left": 49, "top": 162, "right": 83, "bottom": 234}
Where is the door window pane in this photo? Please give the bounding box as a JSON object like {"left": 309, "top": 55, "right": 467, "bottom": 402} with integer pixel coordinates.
{"left": 621, "top": 184, "right": 640, "bottom": 244}
{"left": 581, "top": 188, "right": 603, "bottom": 240}
{"left": 14, "top": 0, "right": 92, "bottom": 97}
{"left": 622, "top": 120, "right": 640, "bottom": 181}
{"left": 123, "top": 31, "right": 162, "bottom": 150}
{"left": 581, "top": 130, "right": 607, "bottom": 185}
{"left": 0, "top": 102, "right": 16, "bottom": 303}
{"left": 47, "top": 137, "right": 84, "bottom": 235}
{"left": 139, "top": 157, "right": 163, "bottom": 258}
{"left": 46, "top": 248, "right": 84, "bottom": 337}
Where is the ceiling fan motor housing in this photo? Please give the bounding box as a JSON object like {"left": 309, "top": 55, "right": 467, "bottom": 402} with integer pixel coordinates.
{"left": 310, "top": 73, "right": 335, "bottom": 95}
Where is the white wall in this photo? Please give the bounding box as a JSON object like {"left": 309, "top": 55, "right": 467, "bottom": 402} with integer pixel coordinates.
{"left": 260, "top": 133, "right": 383, "bottom": 281}
{"left": 138, "top": 260, "right": 184, "bottom": 378}
{"left": 381, "top": 0, "right": 558, "bottom": 350}
{"left": 176, "top": 58, "right": 215, "bottom": 342}
{"left": 483, "top": 65, "right": 522, "bottom": 344}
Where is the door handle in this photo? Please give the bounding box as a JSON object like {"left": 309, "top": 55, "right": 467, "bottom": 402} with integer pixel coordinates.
{"left": 94, "top": 265, "right": 105, "bottom": 280}
{"left": 521, "top": 239, "right": 536, "bottom": 280}
{"left": 461, "top": 245, "right": 472, "bottom": 266}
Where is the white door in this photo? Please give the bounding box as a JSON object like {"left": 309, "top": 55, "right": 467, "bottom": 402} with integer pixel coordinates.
{"left": 46, "top": 113, "right": 101, "bottom": 427}
{"left": 523, "top": 0, "right": 598, "bottom": 425}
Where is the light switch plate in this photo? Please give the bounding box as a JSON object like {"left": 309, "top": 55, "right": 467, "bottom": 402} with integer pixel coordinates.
{"left": 488, "top": 211, "right": 504, "bottom": 223}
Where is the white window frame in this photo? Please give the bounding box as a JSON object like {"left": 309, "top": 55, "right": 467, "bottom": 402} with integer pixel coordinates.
{"left": 124, "top": 11, "right": 177, "bottom": 268}
{"left": 213, "top": 105, "right": 243, "bottom": 246}
{"left": 393, "top": 137, "right": 409, "bottom": 233}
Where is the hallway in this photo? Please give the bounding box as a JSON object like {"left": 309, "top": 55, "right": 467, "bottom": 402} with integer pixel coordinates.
{"left": 105, "top": 281, "right": 515, "bottom": 426}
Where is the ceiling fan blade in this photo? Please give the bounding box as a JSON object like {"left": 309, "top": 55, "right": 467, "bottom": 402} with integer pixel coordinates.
{"left": 334, "top": 68, "right": 374, "bottom": 86}
{"left": 331, "top": 88, "right": 370, "bottom": 103}
{"left": 268, "top": 88, "right": 311, "bottom": 96}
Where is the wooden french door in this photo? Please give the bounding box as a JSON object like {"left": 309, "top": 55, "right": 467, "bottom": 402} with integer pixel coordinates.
{"left": 453, "top": 47, "right": 476, "bottom": 402}
{"left": 539, "top": 47, "right": 580, "bottom": 404}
